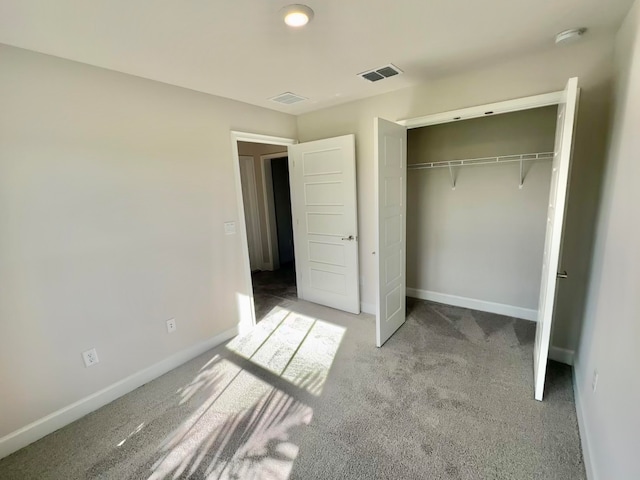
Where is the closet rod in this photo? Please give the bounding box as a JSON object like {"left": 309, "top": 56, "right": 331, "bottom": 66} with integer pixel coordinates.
{"left": 407, "top": 152, "right": 554, "bottom": 170}
{"left": 407, "top": 152, "right": 555, "bottom": 190}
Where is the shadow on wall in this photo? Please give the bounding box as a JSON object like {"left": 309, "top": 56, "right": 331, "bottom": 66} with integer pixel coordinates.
{"left": 86, "top": 305, "right": 346, "bottom": 479}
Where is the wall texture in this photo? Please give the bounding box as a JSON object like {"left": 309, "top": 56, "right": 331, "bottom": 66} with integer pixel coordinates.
{"left": 0, "top": 45, "right": 296, "bottom": 439}
{"left": 574, "top": 1, "right": 640, "bottom": 478}
{"left": 407, "top": 107, "right": 556, "bottom": 310}
{"left": 297, "top": 34, "right": 614, "bottom": 352}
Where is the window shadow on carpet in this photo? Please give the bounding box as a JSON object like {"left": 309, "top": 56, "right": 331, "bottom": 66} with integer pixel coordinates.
{"left": 86, "top": 305, "right": 346, "bottom": 480}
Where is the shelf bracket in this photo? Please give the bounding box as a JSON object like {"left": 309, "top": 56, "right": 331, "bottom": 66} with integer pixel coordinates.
{"left": 519, "top": 158, "right": 524, "bottom": 189}
{"left": 448, "top": 163, "right": 456, "bottom": 190}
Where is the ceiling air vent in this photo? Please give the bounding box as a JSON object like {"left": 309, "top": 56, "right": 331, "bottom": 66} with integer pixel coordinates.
{"left": 358, "top": 64, "right": 403, "bottom": 82}
{"left": 269, "top": 92, "right": 308, "bottom": 105}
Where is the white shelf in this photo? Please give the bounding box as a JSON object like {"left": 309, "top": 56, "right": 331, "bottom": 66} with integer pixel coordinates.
{"left": 407, "top": 151, "right": 554, "bottom": 189}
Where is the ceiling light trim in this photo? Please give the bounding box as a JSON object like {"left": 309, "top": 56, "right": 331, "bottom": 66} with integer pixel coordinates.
{"left": 555, "top": 28, "right": 587, "bottom": 44}
{"left": 281, "top": 4, "right": 314, "bottom": 27}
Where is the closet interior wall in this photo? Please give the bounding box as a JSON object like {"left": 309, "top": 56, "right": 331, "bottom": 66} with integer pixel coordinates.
{"left": 406, "top": 106, "right": 558, "bottom": 315}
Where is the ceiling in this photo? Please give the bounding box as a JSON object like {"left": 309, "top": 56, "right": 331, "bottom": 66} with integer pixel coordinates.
{"left": 0, "top": 0, "right": 634, "bottom": 114}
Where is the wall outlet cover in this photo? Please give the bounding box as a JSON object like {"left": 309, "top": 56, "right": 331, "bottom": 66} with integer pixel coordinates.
{"left": 82, "top": 348, "right": 99, "bottom": 367}
{"left": 166, "top": 318, "right": 177, "bottom": 333}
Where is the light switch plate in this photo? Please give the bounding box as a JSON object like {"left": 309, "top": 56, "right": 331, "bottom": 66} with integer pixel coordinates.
{"left": 224, "top": 221, "right": 236, "bottom": 235}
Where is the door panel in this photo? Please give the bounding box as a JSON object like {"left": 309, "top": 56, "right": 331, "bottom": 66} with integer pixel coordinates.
{"left": 288, "top": 135, "right": 360, "bottom": 314}
{"left": 375, "top": 118, "right": 407, "bottom": 347}
{"left": 533, "top": 77, "right": 579, "bottom": 401}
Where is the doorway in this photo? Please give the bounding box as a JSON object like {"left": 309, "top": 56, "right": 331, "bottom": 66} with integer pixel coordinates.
{"left": 232, "top": 131, "right": 361, "bottom": 333}
{"left": 236, "top": 142, "right": 298, "bottom": 323}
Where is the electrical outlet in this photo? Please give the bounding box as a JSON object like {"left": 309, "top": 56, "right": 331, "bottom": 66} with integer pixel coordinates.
{"left": 82, "top": 348, "right": 99, "bottom": 367}
{"left": 592, "top": 370, "right": 599, "bottom": 392}
{"left": 166, "top": 318, "right": 177, "bottom": 334}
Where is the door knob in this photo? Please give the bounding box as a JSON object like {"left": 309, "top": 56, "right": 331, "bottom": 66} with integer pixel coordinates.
{"left": 557, "top": 271, "right": 568, "bottom": 279}
{"left": 341, "top": 235, "right": 355, "bottom": 241}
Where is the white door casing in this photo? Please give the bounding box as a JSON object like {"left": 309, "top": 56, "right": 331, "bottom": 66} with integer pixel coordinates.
{"left": 288, "top": 135, "right": 360, "bottom": 314}
{"left": 533, "top": 77, "right": 580, "bottom": 401}
{"left": 375, "top": 118, "right": 407, "bottom": 347}
{"left": 239, "top": 155, "right": 263, "bottom": 271}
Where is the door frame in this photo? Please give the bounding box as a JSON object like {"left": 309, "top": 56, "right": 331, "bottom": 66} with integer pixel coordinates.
{"left": 397, "top": 90, "right": 564, "bottom": 128}
{"left": 260, "top": 152, "right": 289, "bottom": 272}
{"left": 231, "top": 131, "right": 297, "bottom": 331}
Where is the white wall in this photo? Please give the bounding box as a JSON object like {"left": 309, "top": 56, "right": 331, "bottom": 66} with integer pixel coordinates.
{"left": 574, "top": 1, "right": 640, "bottom": 478}
{"left": 297, "top": 34, "right": 614, "bottom": 351}
{"left": 407, "top": 107, "right": 556, "bottom": 310}
{"left": 0, "top": 45, "right": 296, "bottom": 443}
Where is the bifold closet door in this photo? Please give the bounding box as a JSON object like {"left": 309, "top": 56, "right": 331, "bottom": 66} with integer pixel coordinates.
{"left": 533, "top": 77, "right": 579, "bottom": 401}
{"left": 375, "top": 118, "right": 407, "bottom": 347}
{"left": 287, "top": 135, "right": 360, "bottom": 314}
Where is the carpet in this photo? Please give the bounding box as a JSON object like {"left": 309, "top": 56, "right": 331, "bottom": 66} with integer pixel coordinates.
{"left": 0, "top": 297, "right": 584, "bottom": 479}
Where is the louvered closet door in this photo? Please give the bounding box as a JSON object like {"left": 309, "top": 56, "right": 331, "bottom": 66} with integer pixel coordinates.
{"left": 288, "top": 135, "right": 360, "bottom": 314}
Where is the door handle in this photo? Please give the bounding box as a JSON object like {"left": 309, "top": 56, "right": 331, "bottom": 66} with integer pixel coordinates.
{"left": 557, "top": 271, "right": 568, "bottom": 279}
{"left": 341, "top": 235, "right": 355, "bottom": 241}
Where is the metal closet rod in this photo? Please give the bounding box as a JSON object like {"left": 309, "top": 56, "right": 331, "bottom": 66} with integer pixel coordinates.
{"left": 407, "top": 152, "right": 555, "bottom": 190}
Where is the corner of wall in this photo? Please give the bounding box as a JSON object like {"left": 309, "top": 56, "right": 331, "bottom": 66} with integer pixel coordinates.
{"left": 572, "top": 355, "right": 597, "bottom": 479}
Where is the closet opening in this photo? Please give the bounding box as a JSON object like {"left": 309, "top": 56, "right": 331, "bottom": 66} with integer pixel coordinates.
{"left": 405, "top": 106, "right": 558, "bottom": 324}
{"left": 376, "top": 79, "right": 579, "bottom": 401}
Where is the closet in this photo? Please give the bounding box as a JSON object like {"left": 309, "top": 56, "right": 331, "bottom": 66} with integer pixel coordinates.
{"left": 405, "top": 106, "right": 557, "bottom": 319}
{"left": 373, "top": 77, "right": 580, "bottom": 401}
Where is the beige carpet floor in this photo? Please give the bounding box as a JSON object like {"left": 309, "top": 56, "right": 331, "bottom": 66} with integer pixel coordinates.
{"left": 0, "top": 297, "right": 584, "bottom": 479}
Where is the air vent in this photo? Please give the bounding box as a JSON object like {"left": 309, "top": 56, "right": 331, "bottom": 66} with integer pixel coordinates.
{"left": 269, "top": 92, "right": 308, "bottom": 105}
{"left": 358, "top": 64, "right": 403, "bottom": 82}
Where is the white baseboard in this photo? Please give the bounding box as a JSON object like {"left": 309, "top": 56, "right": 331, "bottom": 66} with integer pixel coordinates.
{"left": 406, "top": 288, "right": 538, "bottom": 322}
{"left": 360, "top": 302, "right": 375, "bottom": 315}
{"left": 549, "top": 346, "right": 575, "bottom": 365}
{"left": 0, "top": 326, "right": 238, "bottom": 460}
{"left": 573, "top": 365, "right": 597, "bottom": 480}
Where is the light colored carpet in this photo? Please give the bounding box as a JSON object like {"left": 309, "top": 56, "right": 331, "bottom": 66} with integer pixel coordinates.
{"left": 0, "top": 297, "right": 585, "bottom": 479}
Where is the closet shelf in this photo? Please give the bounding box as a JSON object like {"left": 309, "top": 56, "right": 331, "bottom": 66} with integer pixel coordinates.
{"left": 407, "top": 151, "right": 554, "bottom": 190}
{"left": 407, "top": 152, "right": 554, "bottom": 170}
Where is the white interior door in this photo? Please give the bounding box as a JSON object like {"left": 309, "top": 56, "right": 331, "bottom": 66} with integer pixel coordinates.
{"left": 288, "top": 135, "right": 360, "bottom": 314}
{"left": 534, "top": 77, "right": 579, "bottom": 401}
{"left": 375, "top": 118, "right": 407, "bottom": 347}
{"left": 239, "top": 155, "right": 263, "bottom": 271}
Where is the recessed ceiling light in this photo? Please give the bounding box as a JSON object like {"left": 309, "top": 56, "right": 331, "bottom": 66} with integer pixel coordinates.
{"left": 282, "top": 4, "right": 314, "bottom": 27}
{"left": 555, "top": 28, "right": 587, "bottom": 44}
